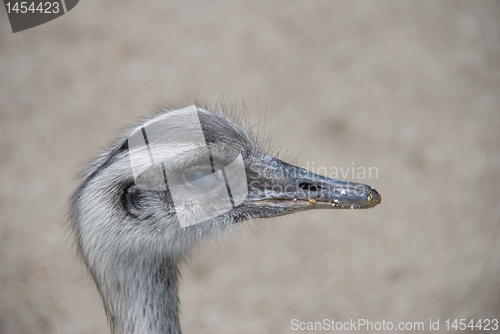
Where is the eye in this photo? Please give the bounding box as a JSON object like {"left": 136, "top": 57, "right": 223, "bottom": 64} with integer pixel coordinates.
{"left": 182, "top": 165, "right": 219, "bottom": 189}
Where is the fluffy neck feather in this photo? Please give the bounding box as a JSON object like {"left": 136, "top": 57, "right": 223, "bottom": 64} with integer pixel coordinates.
{"left": 72, "top": 154, "right": 187, "bottom": 334}
{"left": 95, "top": 255, "right": 181, "bottom": 334}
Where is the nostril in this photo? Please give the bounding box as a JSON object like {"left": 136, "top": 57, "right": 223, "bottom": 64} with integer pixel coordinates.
{"left": 299, "top": 182, "right": 322, "bottom": 192}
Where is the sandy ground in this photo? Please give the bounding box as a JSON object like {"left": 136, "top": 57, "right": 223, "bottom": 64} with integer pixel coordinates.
{"left": 1, "top": 1, "right": 499, "bottom": 333}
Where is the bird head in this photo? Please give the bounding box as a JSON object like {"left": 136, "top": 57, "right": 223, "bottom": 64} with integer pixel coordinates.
{"left": 71, "top": 105, "right": 381, "bottom": 264}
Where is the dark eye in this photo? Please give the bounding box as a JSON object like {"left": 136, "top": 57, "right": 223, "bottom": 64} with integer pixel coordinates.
{"left": 182, "top": 165, "right": 219, "bottom": 189}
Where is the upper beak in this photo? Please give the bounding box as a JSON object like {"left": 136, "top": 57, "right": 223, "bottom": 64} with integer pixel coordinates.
{"left": 247, "top": 158, "right": 381, "bottom": 211}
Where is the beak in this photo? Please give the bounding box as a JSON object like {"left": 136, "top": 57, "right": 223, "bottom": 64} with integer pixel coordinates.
{"left": 247, "top": 158, "right": 381, "bottom": 211}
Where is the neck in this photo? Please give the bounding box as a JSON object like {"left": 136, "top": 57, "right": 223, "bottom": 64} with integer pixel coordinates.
{"left": 94, "top": 255, "right": 181, "bottom": 334}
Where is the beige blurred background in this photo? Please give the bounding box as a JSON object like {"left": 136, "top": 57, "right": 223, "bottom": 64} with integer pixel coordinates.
{"left": 1, "top": 1, "right": 499, "bottom": 333}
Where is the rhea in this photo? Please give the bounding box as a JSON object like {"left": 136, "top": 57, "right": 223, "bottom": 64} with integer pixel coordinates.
{"left": 70, "top": 104, "right": 381, "bottom": 334}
